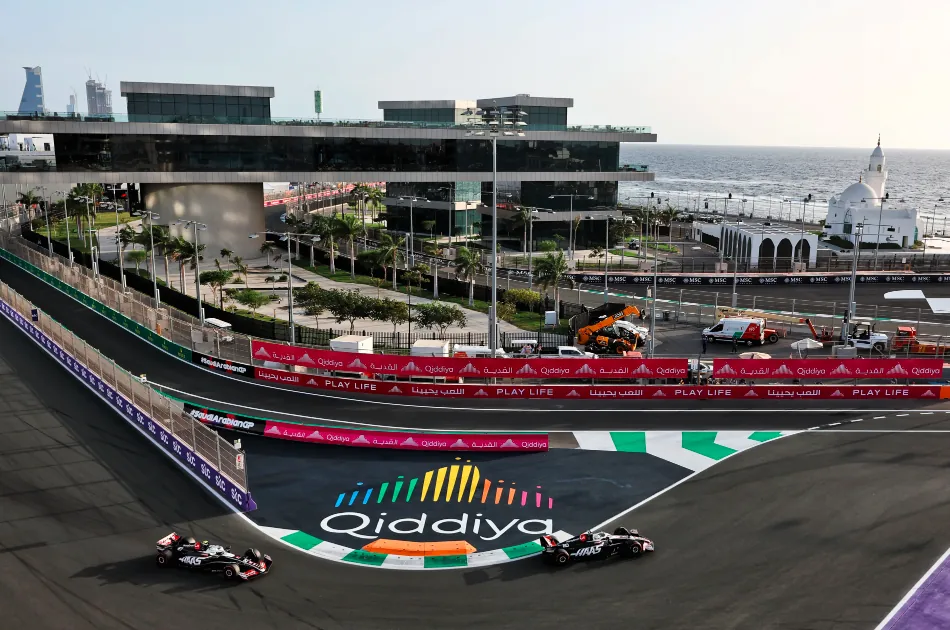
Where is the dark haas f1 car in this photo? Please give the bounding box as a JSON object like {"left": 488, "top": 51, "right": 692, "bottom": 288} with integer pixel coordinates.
{"left": 540, "top": 527, "right": 655, "bottom": 566}
{"left": 155, "top": 532, "right": 272, "bottom": 580}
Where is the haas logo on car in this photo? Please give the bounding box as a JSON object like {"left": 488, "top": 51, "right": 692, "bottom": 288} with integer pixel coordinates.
{"left": 179, "top": 556, "right": 202, "bottom": 566}
{"left": 572, "top": 544, "right": 603, "bottom": 557}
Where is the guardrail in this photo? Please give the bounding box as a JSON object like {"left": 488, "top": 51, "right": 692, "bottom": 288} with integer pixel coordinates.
{"left": 0, "top": 279, "right": 254, "bottom": 511}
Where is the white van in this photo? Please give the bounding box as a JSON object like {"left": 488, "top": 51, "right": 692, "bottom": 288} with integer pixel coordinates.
{"left": 702, "top": 317, "right": 766, "bottom": 346}
{"left": 452, "top": 344, "right": 510, "bottom": 358}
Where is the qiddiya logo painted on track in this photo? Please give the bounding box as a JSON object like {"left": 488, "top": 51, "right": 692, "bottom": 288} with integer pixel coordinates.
{"left": 318, "top": 457, "right": 556, "bottom": 555}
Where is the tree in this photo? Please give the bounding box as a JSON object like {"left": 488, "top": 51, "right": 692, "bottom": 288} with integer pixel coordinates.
{"left": 660, "top": 204, "right": 681, "bottom": 247}
{"left": 171, "top": 237, "right": 205, "bottom": 294}
{"left": 504, "top": 288, "right": 541, "bottom": 311}
{"left": 17, "top": 189, "right": 42, "bottom": 209}
{"left": 199, "top": 269, "right": 233, "bottom": 308}
{"left": 377, "top": 232, "right": 405, "bottom": 289}
{"left": 379, "top": 298, "right": 410, "bottom": 333}
{"left": 259, "top": 240, "right": 278, "bottom": 267}
{"left": 325, "top": 290, "right": 374, "bottom": 333}
{"left": 229, "top": 288, "right": 269, "bottom": 311}
{"left": 453, "top": 246, "right": 484, "bottom": 306}
{"left": 220, "top": 248, "right": 234, "bottom": 262}
{"left": 412, "top": 302, "right": 467, "bottom": 336}
{"left": 610, "top": 220, "right": 636, "bottom": 269}
{"left": 231, "top": 256, "right": 249, "bottom": 287}
{"left": 366, "top": 186, "right": 384, "bottom": 221}
{"left": 406, "top": 262, "right": 428, "bottom": 294}
{"left": 513, "top": 206, "right": 534, "bottom": 255}
{"left": 571, "top": 215, "right": 582, "bottom": 253}
{"left": 496, "top": 300, "right": 517, "bottom": 322}
{"left": 538, "top": 239, "right": 557, "bottom": 252}
{"left": 128, "top": 249, "right": 148, "bottom": 274}
{"left": 534, "top": 250, "right": 569, "bottom": 317}
{"left": 293, "top": 283, "right": 331, "bottom": 316}
{"left": 358, "top": 249, "right": 384, "bottom": 280}
{"left": 334, "top": 213, "right": 365, "bottom": 279}
{"left": 118, "top": 224, "right": 137, "bottom": 263}
{"left": 310, "top": 214, "right": 338, "bottom": 273}
{"left": 422, "top": 219, "right": 437, "bottom": 241}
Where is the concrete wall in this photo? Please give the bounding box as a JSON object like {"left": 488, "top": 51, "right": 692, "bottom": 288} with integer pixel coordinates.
{"left": 141, "top": 183, "right": 265, "bottom": 260}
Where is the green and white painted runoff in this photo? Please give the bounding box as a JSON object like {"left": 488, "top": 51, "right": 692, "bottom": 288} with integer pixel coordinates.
{"left": 572, "top": 431, "right": 793, "bottom": 472}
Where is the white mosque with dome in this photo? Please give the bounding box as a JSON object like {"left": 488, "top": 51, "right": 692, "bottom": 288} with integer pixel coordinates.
{"left": 823, "top": 138, "right": 918, "bottom": 248}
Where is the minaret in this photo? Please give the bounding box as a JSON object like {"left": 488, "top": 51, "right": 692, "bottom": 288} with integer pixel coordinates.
{"left": 866, "top": 135, "right": 887, "bottom": 200}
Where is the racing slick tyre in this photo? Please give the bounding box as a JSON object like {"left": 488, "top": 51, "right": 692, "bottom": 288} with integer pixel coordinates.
{"left": 244, "top": 548, "right": 263, "bottom": 563}
{"left": 767, "top": 333, "right": 779, "bottom": 344}
{"left": 620, "top": 542, "right": 642, "bottom": 558}
{"left": 554, "top": 549, "right": 571, "bottom": 566}
{"left": 223, "top": 564, "right": 242, "bottom": 580}
{"left": 156, "top": 549, "right": 173, "bottom": 567}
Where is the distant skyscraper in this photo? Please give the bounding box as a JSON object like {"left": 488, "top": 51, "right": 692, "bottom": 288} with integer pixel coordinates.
{"left": 18, "top": 66, "right": 46, "bottom": 115}
{"left": 67, "top": 93, "right": 77, "bottom": 114}
{"left": 85, "top": 78, "right": 113, "bottom": 116}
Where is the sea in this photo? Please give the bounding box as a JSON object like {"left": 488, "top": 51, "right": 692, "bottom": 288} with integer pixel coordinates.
{"left": 617, "top": 144, "right": 950, "bottom": 227}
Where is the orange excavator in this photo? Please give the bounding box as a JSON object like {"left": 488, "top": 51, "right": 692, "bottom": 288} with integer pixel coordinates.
{"left": 577, "top": 305, "right": 644, "bottom": 355}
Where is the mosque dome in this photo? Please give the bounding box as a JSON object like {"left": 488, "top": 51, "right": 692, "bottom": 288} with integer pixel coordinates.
{"left": 837, "top": 180, "right": 876, "bottom": 206}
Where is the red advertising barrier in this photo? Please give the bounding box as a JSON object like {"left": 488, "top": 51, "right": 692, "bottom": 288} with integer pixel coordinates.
{"left": 251, "top": 340, "right": 688, "bottom": 380}
{"left": 712, "top": 358, "right": 944, "bottom": 380}
{"left": 262, "top": 420, "right": 548, "bottom": 452}
{"left": 254, "top": 367, "right": 944, "bottom": 400}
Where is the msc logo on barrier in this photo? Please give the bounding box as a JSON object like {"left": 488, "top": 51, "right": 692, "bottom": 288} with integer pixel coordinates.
{"left": 318, "top": 458, "right": 556, "bottom": 553}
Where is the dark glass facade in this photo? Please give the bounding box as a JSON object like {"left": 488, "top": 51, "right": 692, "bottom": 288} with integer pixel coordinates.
{"left": 126, "top": 93, "right": 271, "bottom": 124}
{"left": 522, "top": 106, "right": 568, "bottom": 130}
{"left": 383, "top": 108, "right": 456, "bottom": 123}
{"left": 52, "top": 135, "right": 620, "bottom": 173}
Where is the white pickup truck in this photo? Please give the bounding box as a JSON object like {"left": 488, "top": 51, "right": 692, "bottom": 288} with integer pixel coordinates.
{"left": 539, "top": 346, "right": 598, "bottom": 359}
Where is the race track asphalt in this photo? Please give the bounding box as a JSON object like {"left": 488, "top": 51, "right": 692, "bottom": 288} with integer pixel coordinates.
{"left": 5, "top": 310, "right": 950, "bottom": 629}
{"left": 1, "top": 261, "right": 944, "bottom": 434}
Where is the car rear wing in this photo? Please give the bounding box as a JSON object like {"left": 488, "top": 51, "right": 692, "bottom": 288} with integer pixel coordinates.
{"left": 539, "top": 535, "right": 559, "bottom": 548}
{"left": 156, "top": 532, "right": 180, "bottom": 547}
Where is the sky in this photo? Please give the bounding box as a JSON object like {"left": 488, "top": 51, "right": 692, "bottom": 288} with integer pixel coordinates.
{"left": 5, "top": 0, "right": 949, "bottom": 150}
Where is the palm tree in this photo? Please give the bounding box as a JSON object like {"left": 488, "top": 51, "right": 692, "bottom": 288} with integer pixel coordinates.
{"left": 660, "top": 204, "right": 680, "bottom": 247}
{"left": 513, "top": 206, "right": 533, "bottom": 256}
{"left": 232, "top": 256, "right": 249, "bottom": 287}
{"left": 150, "top": 225, "right": 174, "bottom": 287}
{"left": 259, "top": 240, "right": 278, "bottom": 267}
{"left": 571, "top": 215, "right": 582, "bottom": 254}
{"left": 534, "top": 250, "right": 569, "bottom": 317}
{"left": 377, "top": 232, "right": 405, "bottom": 289}
{"left": 172, "top": 237, "right": 205, "bottom": 295}
{"left": 367, "top": 186, "right": 384, "bottom": 221}
{"left": 453, "top": 246, "right": 484, "bottom": 306}
{"left": 220, "top": 248, "right": 234, "bottom": 262}
{"left": 334, "top": 213, "right": 365, "bottom": 279}
{"left": 349, "top": 183, "right": 370, "bottom": 222}
{"left": 118, "top": 224, "right": 137, "bottom": 264}
{"left": 310, "top": 214, "right": 338, "bottom": 273}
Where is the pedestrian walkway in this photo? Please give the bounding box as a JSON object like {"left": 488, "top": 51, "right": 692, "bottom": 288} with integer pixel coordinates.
{"left": 161, "top": 254, "right": 521, "bottom": 336}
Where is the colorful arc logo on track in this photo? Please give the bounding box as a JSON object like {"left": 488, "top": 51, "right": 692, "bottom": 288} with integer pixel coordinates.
{"left": 320, "top": 458, "right": 557, "bottom": 557}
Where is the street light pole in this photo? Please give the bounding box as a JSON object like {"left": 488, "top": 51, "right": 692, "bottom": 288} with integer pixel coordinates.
{"left": 649, "top": 232, "right": 658, "bottom": 358}
{"left": 286, "top": 230, "right": 295, "bottom": 344}
{"left": 249, "top": 231, "right": 296, "bottom": 343}
{"left": 177, "top": 219, "right": 208, "bottom": 325}
{"left": 842, "top": 223, "right": 863, "bottom": 342}
{"left": 604, "top": 218, "right": 610, "bottom": 304}
{"left": 134, "top": 211, "right": 161, "bottom": 306}
{"left": 57, "top": 190, "right": 73, "bottom": 265}
{"left": 463, "top": 105, "right": 526, "bottom": 355}
{"left": 115, "top": 198, "right": 125, "bottom": 288}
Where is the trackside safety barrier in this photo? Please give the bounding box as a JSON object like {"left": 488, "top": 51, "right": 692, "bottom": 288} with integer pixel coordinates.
{"left": 252, "top": 367, "right": 946, "bottom": 400}
{"left": 0, "top": 280, "right": 255, "bottom": 512}
{"left": 250, "top": 339, "right": 688, "bottom": 379}
{"left": 711, "top": 358, "right": 943, "bottom": 379}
